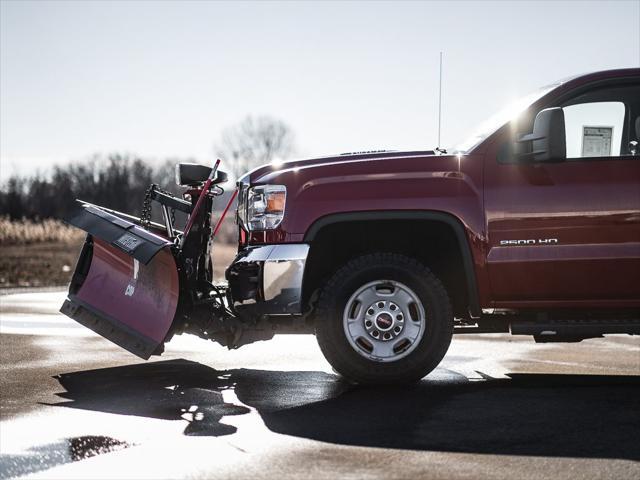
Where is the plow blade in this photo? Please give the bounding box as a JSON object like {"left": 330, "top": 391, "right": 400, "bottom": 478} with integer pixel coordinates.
{"left": 60, "top": 205, "right": 180, "bottom": 359}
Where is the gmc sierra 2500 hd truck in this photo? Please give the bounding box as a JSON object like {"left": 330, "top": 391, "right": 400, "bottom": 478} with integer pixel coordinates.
{"left": 62, "top": 68, "right": 640, "bottom": 384}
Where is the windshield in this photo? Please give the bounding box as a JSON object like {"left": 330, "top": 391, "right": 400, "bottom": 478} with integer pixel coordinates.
{"left": 454, "top": 83, "right": 560, "bottom": 153}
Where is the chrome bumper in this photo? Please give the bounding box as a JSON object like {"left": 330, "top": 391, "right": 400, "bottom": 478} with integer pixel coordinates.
{"left": 226, "top": 244, "right": 309, "bottom": 316}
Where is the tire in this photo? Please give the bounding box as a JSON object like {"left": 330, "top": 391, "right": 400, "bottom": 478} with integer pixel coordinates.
{"left": 315, "top": 253, "right": 453, "bottom": 385}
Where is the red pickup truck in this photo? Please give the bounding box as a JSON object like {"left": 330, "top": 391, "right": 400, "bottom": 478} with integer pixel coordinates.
{"left": 61, "top": 68, "right": 640, "bottom": 384}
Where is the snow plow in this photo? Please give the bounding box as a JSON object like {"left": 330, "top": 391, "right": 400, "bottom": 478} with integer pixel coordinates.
{"left": 60, "top": 160, "right": 292, "bottom": 359}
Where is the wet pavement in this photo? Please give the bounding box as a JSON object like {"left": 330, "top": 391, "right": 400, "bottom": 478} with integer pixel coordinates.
{"left": 1, "top": 290, "right": 639, "bottom": 479}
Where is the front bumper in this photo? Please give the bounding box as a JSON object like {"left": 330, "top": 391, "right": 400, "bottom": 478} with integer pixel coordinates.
{"left": 226, "top": 244, "right": 309, "bottom": 317}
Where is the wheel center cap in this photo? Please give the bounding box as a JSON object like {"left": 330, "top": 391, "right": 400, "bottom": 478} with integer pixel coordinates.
{"left": 375, "top": 313, "right": 393, "bottom": 331}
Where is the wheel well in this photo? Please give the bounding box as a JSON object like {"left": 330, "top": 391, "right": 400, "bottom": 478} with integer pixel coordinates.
{"left": 303, "top": 217, "right": 475, "bottom": 317}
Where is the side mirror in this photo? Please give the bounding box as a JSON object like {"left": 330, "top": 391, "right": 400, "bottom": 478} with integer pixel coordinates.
{"left": 517, "top": 107, "right": 566, "bottom": 162}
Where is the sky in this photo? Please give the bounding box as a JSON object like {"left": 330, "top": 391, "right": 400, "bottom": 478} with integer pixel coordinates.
{"left": 1, "top": 0, "right": 639, "bottom": 181}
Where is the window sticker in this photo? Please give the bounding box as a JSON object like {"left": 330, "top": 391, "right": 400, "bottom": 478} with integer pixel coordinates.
{"left": 581, "top": 126, "right": 613, "bottom": 157}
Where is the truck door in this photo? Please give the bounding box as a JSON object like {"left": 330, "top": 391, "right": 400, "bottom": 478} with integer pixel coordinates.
{"left": 485, "top": 81, "right": 640, "bottom": 307}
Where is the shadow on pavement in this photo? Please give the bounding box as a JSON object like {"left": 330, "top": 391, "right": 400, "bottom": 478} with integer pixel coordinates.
{"left": 51, "top": 359, "right": 640, "bottom": 460}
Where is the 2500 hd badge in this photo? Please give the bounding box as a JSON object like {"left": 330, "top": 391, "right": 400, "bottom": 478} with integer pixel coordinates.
{"left": 499, "top": 238, "right": 559, "bottom": 246}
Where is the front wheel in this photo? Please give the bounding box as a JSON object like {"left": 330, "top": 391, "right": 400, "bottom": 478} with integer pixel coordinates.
{"left": 315, "top": 253, "right": 453, "bottom": 385}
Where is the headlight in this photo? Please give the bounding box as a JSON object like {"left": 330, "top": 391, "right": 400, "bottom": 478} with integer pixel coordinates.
{"left": 243, "top": 185, "right": 286, "bottom": 231}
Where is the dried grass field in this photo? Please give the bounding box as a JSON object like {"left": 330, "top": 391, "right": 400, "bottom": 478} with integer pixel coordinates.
{"left": 0, "top": 217, "right": 85, "bottom": 245}
{"left": 0, "top": 218, "right": 237, "bottom": 288}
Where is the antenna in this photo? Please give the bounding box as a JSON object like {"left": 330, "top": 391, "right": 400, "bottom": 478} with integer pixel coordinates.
{"left": 437, "top": 51, "right": 443, "bottom": 150}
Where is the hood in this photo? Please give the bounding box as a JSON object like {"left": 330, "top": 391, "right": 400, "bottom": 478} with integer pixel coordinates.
{"left": 244, "top": 149, "right": 437, "bottom": 184}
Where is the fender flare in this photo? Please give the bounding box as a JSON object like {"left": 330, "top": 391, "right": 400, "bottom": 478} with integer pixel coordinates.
{"left": 303, "top": 211, "right": 481, "bottom": 317}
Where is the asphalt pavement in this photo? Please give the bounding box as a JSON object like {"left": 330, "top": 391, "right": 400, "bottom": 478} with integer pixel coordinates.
{"left": 1, "top": 290, "right": 639, "bottom": 479}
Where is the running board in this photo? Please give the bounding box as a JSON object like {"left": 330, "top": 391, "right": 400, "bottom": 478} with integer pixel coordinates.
{"left": 452, "top": 315, "right": 640, "bottom": 341}
{"left": 510, "top": 318, "right": 640, "bottom": 342}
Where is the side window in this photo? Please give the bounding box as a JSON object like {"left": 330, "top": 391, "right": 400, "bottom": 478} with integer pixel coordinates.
{"left": 502, "top": 82, "right": 639, "bottom": 164}
{"left": 562, "top": 101, "right": 625, "bottom": 159}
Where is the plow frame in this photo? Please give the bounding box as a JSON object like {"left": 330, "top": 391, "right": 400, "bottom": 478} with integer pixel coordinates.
{"left": 60, "top": 168, "right": 233, "bottom": 358}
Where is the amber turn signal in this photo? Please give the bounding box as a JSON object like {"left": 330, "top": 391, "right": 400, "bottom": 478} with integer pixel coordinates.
{"left": 266, "top": 191, "right": 286, "bottom": 213}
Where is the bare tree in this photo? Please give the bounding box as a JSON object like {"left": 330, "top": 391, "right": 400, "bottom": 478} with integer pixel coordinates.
{"left": 216, "top": 115, "right": 295, "bottom": 179}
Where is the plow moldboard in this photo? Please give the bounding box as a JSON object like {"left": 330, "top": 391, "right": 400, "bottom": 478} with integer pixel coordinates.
{"left": 63, "top": 238, "right": 179, "bottom": 358}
